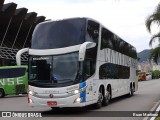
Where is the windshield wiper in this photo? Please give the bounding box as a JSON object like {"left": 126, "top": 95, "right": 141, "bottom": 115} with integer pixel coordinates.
{"left": 29, "top": 80, "right": 52, "bottom": 83}
{"left": 29, "top": 80, "right": 38, "bottom": 82}
{"left": 55, "top": 79, "right": 74, "bottom": 84}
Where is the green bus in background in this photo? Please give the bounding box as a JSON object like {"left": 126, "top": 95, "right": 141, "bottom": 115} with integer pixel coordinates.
{"left": 0, "top": 65, "right": 28, "bottom": 98}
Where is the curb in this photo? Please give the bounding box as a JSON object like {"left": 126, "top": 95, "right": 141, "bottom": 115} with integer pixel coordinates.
{"left": 150, "top": 104, "right": 160, "bottom": 120}
{"left": 143, "top": 99, "right": 160, "bottom": 120}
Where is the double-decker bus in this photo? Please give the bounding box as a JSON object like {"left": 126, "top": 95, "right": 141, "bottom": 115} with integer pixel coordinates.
{"left": 0, "top": 65, "right": 28, "bottom": 98}
{"left": 16, "top": 17, "right": 137, "bottom": 109}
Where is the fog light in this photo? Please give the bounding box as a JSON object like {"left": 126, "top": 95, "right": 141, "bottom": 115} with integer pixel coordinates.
{"left": 74, "top": 97, "right": 82, "bottom": 103}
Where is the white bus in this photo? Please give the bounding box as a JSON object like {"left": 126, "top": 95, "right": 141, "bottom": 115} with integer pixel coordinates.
{"left": 16, "top": 17, "right": 138, "bottom": 109}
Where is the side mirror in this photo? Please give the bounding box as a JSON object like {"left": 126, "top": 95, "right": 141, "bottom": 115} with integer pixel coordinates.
{"left": 79, "top": 42, "right": 96, "bottom": 61}
{"left": 16, "top": 48, "right": 29, "bottom": 65}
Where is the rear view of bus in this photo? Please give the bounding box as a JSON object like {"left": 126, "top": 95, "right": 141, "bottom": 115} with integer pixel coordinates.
{"left": 0, "top": 66, "right": 28, "bottom": 98}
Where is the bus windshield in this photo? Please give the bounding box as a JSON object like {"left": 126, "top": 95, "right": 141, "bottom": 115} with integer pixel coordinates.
{"left": 31, "top": 18, "right": 86, "bottom": 49}
{"left": 29, "top": 52, "right": 81, "bottom": 87}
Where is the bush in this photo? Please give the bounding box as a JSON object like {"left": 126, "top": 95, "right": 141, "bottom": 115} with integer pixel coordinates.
{"left": 152, "top": 70, "right": 160, "bottom": 79}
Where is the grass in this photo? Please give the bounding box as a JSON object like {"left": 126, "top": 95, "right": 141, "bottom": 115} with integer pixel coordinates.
{"left": 156, "top": 117, "right": 160, "bottom": 120}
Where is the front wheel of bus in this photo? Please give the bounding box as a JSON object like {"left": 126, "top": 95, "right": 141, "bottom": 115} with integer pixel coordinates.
{"left": 0, "top": 89, "right": 5, "bottom": 98}
{"left": 94, "top": 88, "right": 103, "bottom": 109}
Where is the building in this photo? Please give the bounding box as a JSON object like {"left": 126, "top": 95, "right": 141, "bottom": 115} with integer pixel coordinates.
{"left": 0, "top": 0, "right": 46, "bottom": 66}
{"left": 138, "top": 60, "right": 160, "bottom": 72}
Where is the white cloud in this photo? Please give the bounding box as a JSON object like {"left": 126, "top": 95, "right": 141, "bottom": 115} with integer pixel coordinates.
{"left": 4, "top": 0, "right": 160, "bottom": 52}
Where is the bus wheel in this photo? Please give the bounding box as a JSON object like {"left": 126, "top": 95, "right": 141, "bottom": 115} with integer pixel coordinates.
{"left": 0, "top": 89, "right": 5, "bottom": 98}
{"left": 102, "top": 89, "right": 111, "bottom": 106}
{"left": 94, "top": 88, "right": 103, "bottom": 109}
{"left": 128, "top": 86, "right": 133, "bottom": 97}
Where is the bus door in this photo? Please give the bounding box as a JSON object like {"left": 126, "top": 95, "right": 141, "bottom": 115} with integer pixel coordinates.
{"left": 83, "top": 59, "right": 95, "bottom": 102}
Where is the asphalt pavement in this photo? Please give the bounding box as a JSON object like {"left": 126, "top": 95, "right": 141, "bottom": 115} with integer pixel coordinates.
{"left": 0, "top": 79, "right": 160, "bottom": 120}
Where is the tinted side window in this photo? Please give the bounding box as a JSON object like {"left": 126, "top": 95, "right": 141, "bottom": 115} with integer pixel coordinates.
{"left": 86, "top": 20, "right": 99, "bottom": 43}
{"left": 84, "top": 20, "right": 99, "bottom": 79}
{"left": 99, "top": 63, "right": 130, "bottom": 79}
{"left": 84, "top": 48, "right": 97, "bottom": 79}
{"left": 101, "top": 28, "right": 113, "bottom": 49}
{"left": 0, "top": 68, "right": 26, "bottom": 78}
{"left": 84, "top": 59, "right": 96, "bottom": 80}
{"left": 101, "top": 27, "right": 137, "bottom": 59}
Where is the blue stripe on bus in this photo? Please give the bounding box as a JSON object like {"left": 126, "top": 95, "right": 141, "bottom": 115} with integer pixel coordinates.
{"left": 79, "top": 82, "right": 86, "bottom": 103}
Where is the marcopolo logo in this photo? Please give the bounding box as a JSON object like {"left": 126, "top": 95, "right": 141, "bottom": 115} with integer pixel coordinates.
{"left": 0, "top": 78, "right": 23, "bottom": 86}
{"left": 33, "top": 57, "right": 49, "bottom": 61}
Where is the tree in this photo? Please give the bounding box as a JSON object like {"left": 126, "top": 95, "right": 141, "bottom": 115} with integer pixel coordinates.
{"left": 149, "top": 45, "right": 160, "bottom": 64}
{"left": 152, "top": 70, "right": 160, "bottom": 79}
{"left": 146, "top": 3, "right": 160, "bottom": 63}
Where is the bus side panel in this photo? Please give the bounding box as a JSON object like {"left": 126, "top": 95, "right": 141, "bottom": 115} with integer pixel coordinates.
{"left": 3, "top": 78, "right": 16, "bottom": 95}
{"left": 22, "top": 68, "right": 28, "bottom": 93}
{"left": 15, "top": 76, "right": 28, "bottom": 94}
{"left": 0, "top": 66, "right": 28, "bottom": 95}
{"left": 0, "top": 79, "right": 7, "bottom": 95}
{"left": 130, "top": 65, "right": 138, "bottom": 92}
{"left": 1, "top": 76, "right": 28, "bottom": 95}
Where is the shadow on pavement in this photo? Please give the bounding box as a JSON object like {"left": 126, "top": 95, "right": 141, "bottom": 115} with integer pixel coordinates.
{"left": 41, "top": 94, "right": 135, "bottom": 117}
{"left": 3, "top": 94, "right": 27, "bottom": 99}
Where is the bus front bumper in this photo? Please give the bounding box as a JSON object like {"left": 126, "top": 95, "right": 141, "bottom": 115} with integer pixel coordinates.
{"left": 28, "top": 94, "right": 86, "bottom": 108}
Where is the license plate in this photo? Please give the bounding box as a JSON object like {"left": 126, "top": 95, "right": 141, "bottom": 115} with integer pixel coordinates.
{"left": 47, "top": 101, "right": 57, "bottom": 106}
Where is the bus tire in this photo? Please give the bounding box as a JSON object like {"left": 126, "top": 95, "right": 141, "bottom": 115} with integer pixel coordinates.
{"left": 102, "top": 88, "right": 111, "bottom": 106}
{"left": 0, "top": 89, "right": 5, "bottom": 98}
{"left": 128, "top": 85, "right": 134, "bottom": 97}
{"left": 94, "top": 87, "right": 103, "bottom": 109}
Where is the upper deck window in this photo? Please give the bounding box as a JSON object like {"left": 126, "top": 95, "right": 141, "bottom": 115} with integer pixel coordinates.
{"left": 101, "top": 27, "right": 137, "bottom": 59}
{"left": 31, "top": 18, "right": 86, "bottom": 49}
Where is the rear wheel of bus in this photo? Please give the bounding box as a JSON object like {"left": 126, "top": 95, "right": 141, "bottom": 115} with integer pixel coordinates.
{"left": 0, "top": 89, "right": 5, "bottom": 98}
{"left": 128, "top": 84, "right": 134, "bottom": 97}
{"left": 102, "top": 87, "right": 111, "bottom": 106}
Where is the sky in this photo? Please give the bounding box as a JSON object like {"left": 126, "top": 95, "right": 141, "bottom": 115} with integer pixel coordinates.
{"left": 4, "top": 0, "right": 160, "bottom": 52}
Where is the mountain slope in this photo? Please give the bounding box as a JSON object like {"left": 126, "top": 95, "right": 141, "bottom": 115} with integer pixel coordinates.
{"left": 137, "top": 49, "right": 151, "bottom": 62}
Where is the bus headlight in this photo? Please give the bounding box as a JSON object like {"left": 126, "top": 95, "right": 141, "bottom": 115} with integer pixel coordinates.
{"left": 67, "top": 90, "right": 79, "bottom": 94}
{"left": 67, "top": 86, "right": 87, "bottom": 95}
{"left": 28, "top": 90, "right": 37, "bottom": 96}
